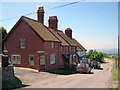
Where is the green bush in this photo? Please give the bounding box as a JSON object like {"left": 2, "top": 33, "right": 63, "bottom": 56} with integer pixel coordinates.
{"left": 2, "top": 76, "right": 22, "bottom": 89}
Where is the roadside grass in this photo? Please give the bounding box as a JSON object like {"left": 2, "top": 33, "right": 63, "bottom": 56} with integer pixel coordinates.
{"left": 112, "top": 62, "right": 119, "bottom": 81}
{"left": 105, "top": 57, "right": 118, "bottom": 81}
{"left": 2, "top": 76, "right": 22, "bottom": 89}
{"left": 48, "top": 69, "right": 76, "bottom": 75}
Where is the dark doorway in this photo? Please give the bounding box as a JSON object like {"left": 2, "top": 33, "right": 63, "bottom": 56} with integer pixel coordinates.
{"left": 63, "top": 55, "right": 69, "bottom": 69}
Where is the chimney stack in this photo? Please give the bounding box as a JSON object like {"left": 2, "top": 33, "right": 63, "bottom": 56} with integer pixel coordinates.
{"left": 65, "top": 28, "right": 72, "bottom": 39}
{"left": 48, "top": 16, "right": 58, "bottom": 31}
{"left": 37, "top": 6, "right": 45, "bottom": 24}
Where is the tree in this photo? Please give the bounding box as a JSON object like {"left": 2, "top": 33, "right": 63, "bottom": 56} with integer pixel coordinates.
{"left": 86, "top": 49, "right": 93, "bottom": 57}
{"left": 86, "top": 49, "right": 105, "bottom": 63}
{"left": 1, "top": 27, "right": 7, "bottom": 39}
{"left": 0, "top": 27, "right": 7, "bottom": 52}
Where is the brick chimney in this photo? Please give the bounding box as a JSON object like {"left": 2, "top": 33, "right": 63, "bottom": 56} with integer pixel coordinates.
{"left": 65, "top": 28, "right": 72, "bottom": 39}
{"left": 48, "top": 16, "right": 58, "bottom": 31}
{"left": 37, "top": 6, "right": 45, "bottom": 24}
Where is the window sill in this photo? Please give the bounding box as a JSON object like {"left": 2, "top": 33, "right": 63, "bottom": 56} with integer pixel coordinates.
{"left": 13, "top": 63, "right": 21, "bottom": 65}
{"left": 50, "top": 63, "right": 55, "bottom": 65}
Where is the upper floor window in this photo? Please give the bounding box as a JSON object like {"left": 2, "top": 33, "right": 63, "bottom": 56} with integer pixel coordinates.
{"left": 52, "top": 42, "right": 54, "bottom": 49}
{"left": 67, "top": 46, "right": 69, "bottom": 51}
{"left": 20, "top": 39, "right": 25, "bottom": 49}
{"left": 74, "top": 47, "right": 76, "bottom": 51}
{"left": 61, "top": 46, "right": 63, "bottom": 52}
{"left": 70, "top": 47, "right": 71, "bottom": 52}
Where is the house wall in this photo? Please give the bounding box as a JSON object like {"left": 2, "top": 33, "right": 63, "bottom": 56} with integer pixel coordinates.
{"left": 58, "top": 46, "right": 76, "bottom": 69}
{"left": 4, "top": 20, "right": 60, "bottom": 71}
{"left": 4, "top": 20, "right": 45, "bottom": 70}
{"left": 44, "top": 41, "right": 60, "bottom": 70}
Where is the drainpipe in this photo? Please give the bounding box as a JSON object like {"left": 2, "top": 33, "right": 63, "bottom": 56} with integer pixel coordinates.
{"left": 58, "top": 43, "right": 60, "bottom": 69}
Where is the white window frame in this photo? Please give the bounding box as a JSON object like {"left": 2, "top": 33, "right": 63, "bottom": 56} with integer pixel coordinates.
{"left": 29, "top": 55, "right": 34, "bottom": 66}
{"left": 70, "top": 46, "right": 71, "bottom": 52}
{"left": 67, "top": 46, "right": 69, "bottom": 51}
{"left": 11, "top": 55, "right": 21, "bottom": 64}
{"left": 52, "top": 42, "right": 54, "bottom": 49}
{"left": 20, "top": 39, "right": 25, "bottom": 49}
{"left": 61, "top": 46, "right": 63, "bottom": 52}
{"left": 74, "top": 47, "right": 76, "bottom": 52}
{"left": 70, "top": 55, "right": 72, "bottom": 64}
{"left": 50, "top": 54, "right": 55, "bottom": 64}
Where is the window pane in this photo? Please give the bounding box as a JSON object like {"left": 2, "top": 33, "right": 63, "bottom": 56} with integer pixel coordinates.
{"left": 12, "top": 56, "right": 16, "bottom": 64}
{"left": 21, "top": 39, "right": 25, "bottom": 49}
{"left": 40, "top": 57, "right": 45, "bottom": 65}
{"left": 50, "top": 55, "right": 55, "bottom": 64}
{"left": 17, "top": 56, "right": 21, "bottom": 64}
{"left": 52, "top": 42, "right": 54, "bottom": 48}
{"left": 29, "top": 55, "right": 34, "bottom": 65}
{"left": 12, "top": 55, "right": 21, "bottom": 64}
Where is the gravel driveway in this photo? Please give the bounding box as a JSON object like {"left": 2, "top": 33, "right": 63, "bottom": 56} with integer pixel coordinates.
{"left": 14, "top": 58, "right": 114, "bottom": 88}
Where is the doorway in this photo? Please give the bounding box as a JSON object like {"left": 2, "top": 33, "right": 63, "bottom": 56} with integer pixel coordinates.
{"left": 40, "top": 55, "right": 46, "bottom": 71}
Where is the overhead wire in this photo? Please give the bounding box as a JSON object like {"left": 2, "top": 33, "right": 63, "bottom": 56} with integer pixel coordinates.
{"left": 0, "top": 0, "right": 85, "bottom": 22}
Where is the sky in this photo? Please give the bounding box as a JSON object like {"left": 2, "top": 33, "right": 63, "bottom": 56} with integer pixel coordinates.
{"left": 1, "top": 1, "right": 118, "bottom": 49}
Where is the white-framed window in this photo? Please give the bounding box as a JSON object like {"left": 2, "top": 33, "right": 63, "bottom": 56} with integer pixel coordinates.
{"left": 50, "top": 54, "right": 55, "bottom": 64}
{"left": 11, "top": 55, "right": 21, "bottom": 64}
{"left": 20, "top": 39, "right": 25, "bottom": 49}
{"left": 70, "top": 46, "right": 71, "bottom": 52}
{"left": 67, "top": 46, "right": 69, "bottom": 51}
{"left": 70, "top": 55, "right": 72, "bottom": 64}
{"left": 52, "top": 42, "right": 54, "bottom": 48}
{"left": 61, "top": 46, "right": 63, "bottom": 52}
{"left": 29, "top": 55, "right": 34, "bottom": 66}
{"left": 74, "top": 47, "right": 76, "bottom": 51}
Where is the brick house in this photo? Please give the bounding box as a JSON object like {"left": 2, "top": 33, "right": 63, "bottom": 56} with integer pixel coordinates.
{"left": 3, "top": 6, "right": 87, "bottom": 71}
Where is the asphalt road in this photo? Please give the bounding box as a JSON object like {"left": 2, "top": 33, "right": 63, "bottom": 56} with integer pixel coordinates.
{"left": 14, "top": 58, "right": 114, "bottom": 88}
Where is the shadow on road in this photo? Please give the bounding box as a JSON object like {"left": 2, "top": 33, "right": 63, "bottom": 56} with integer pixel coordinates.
{"left": 102, "top": 62, "right": 109, "bottom": 64}
{"left": 94, "top": 68, "right": 103, "bottom": 70}
{"left": 76, "top": 72, "right": 94, "bottom": 74}
{"left": 14, "top": 84, "right": 30, "bottom": 89}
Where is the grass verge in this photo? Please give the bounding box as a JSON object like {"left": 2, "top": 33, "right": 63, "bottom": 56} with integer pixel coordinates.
{"left": 105, "top": 57, "right": 118, "bottom": 81}
{"left": 48, "top": 69, "right": 76, "bottom": 75}
{"left": 2, "top": 76, "right": 22, "bottom": 89}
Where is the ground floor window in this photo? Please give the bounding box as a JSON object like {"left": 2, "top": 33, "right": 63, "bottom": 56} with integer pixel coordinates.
{"left": 11, "top": 55, "right": 21, "bottom": 64}
{"left": 50, "top": 54, "right": 55, "bottom": 64}
{"left": 70, "top": 55, "right": 72, "bottom": 64}
{"left": 29, "top": 55, "right": 34, "bottom": 66}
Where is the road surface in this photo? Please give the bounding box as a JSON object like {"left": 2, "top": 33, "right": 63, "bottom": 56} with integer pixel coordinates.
{"left": 14, "top": 58, "right": 114, "bottom": 88}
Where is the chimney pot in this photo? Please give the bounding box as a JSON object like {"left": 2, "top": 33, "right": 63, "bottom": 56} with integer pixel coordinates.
{"left": 37, "top": 6, "right": 45, "bottom": 24}
{"left": 48, "top": 16, "right": 58, "bottom": 31}
{"left": 65, "top": 28, "right": 72, "bottom": 39}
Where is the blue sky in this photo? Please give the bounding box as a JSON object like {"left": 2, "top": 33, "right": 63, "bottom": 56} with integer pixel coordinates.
{"left": 1, "top": 2, "right": 118, "bottom": 49}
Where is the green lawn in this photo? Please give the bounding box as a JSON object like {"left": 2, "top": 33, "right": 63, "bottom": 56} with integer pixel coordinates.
{"left": 48, "top": 69, "right": 76, "bottom": 75}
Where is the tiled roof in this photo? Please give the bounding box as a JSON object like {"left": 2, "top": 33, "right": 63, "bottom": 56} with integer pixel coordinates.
{"left": 72, "top": 38, "right": 87, "bottom": 51}
{"left": 57, "top": 31, "right": 77, "bottom": 46}
{"left": 48, "top": 28, "right": 69, "bottom": 46}
{"left": 23, "top": 16, "right": 60, "bottom": 42}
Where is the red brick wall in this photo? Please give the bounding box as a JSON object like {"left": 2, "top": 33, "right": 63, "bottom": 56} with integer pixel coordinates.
{"left": 4, "top": 20, "right": 60, "bottom": 71}
{"left": 44, "top": 42, "right": 60, "bottom": 70}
